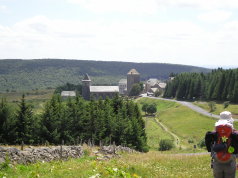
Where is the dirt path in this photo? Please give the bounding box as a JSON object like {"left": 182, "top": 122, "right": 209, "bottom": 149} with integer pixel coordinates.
{"left": 153, "top": 117, "right": 186, "bottom": 149}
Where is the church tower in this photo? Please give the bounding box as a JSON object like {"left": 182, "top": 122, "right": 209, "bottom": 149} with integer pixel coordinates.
{"left": 127, "top": 69, "right": 140, "bottom": 95}
{"left": 82, "top": 73, "right": 91, "bottom": 100}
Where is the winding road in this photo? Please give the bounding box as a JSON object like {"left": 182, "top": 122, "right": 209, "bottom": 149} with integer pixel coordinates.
{"left": 147, "top": 96, "right": 238, "bottom": 122}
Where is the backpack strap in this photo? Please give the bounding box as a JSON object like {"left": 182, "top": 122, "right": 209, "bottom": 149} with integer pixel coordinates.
{"left": 205, "top": 131, "right": 217, "bottom": 152}
{"left": 230, "top": 131, "right": 238, "bottom": 154}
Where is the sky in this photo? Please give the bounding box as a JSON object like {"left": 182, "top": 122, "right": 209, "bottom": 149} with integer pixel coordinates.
{"left": 0, "top": 0, "right": 238, "bottom": 68}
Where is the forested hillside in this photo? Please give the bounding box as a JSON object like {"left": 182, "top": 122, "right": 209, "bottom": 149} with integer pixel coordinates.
{"left": 0, "top": 59, "right": 210, "bottom": 92}
{"left": 164, "top": 68, "right": 238, "bottom": 103}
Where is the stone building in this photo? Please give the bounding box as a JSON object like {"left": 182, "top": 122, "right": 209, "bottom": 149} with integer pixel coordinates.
{"left": 61, "top": 91, "right": 76, "bottom": 99}
{"left": 118, "top": 79, "right": 127, "bottom": 95}
{"left": 82, "top": 68, "right": 140, "bottom": 100}
{"left": 127, "top": 69, "right": 140, "bottom": 95}
{"left": 82, "top": 73, "right": 91, "bottom": 100}
{"left": 82, "top": 73, "right": 119, "bottom": 100}
{"left": 145, "top": 78, "right": 167, "bottom": 95}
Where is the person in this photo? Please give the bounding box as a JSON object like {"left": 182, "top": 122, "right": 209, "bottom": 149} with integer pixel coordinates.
{"left": 205, "top": 111, "right": 237, "bottom": 178}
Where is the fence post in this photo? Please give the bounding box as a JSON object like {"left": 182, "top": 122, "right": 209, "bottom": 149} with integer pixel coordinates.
{"left": 113, "top": 141, "right": 116, "bottom": 154}
{"left": 60, "top": 140, "right": 64, "bottom": 160}
{"left": 92, "top": 139, "right": 94, "bottom": 147}
{"left": 21, "top": 141, "right": 24, "bottom": 151}
{"left": 88, "top": 139, "right": 91, "bottom": 147}
{"left": 99, "top": 140, "right": 102, "bottom": 149}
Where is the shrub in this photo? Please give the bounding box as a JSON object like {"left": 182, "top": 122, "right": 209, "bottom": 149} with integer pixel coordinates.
{"left": 188, "top": 138, "right": 194, "bottom": 144}
{"left": 147, "top": 104, "right": 157, "bottom": 115}
{"left": 159, "top": 139, "right": 174, "bottom": 151}
{"left": 208, "top": 102, "right": 216, "bottom": 112}
{"left": 223, "top": 101, "right": 230, "bottom": 109}
{"left": 198, "top": 139, "right": 206, "bottom": 148}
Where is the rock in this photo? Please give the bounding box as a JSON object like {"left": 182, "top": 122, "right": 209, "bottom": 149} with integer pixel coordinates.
{"left": 0, "top": 147, "right": 7, "bottom": 152}
{"left": 0, "top": 157, "right": 5, "bottom": 164}
{"left": 8, "top": 147, "right": 20, "bottom": 154}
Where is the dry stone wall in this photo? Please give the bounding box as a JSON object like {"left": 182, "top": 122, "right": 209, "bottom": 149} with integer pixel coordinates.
{"left": 0, "top": 146, "right": 83, "bottom": 165}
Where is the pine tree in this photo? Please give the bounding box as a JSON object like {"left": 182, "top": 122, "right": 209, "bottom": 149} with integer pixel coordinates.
{"left": 0, "top": 98, "right": 16, "bottom": 144}
{"left": 41, "top": 95, "right": 63, "bottom": 144}
{"left": 15, "top": 94, "right": 34, "bottom": 144}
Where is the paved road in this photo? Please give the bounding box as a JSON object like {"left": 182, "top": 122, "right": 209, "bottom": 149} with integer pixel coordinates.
{"left": 146, "top": 96, "right": 238, "bottom": 122}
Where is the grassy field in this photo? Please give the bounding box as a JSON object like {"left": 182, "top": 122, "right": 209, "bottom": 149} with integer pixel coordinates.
{"left": 144, "top": 117, "right": 173, "bottom": 150}
{"left": 0, "top": 89, "right": 54, "bottom": 114}
{"left": 193, "top": 101, "right": 238, "bottom": 118}
{"left": 0, "top": 150, "right": 213, "bottom": 178}
{"left": 137, "top": 98, "right": 218, "bottom": 149}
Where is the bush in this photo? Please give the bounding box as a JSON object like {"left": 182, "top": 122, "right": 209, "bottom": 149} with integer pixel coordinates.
{"left": 208, "top": 101, "right": 216, "bottom": 112}
{"left": 188, "top": 138, "right": 194, "bottom": 144}
{"left": 223, "top": 101, "right": 230, "bottom": 109}
{"left": 198, "top": 139, "right": 206, "bottom": 148}
{"left": 159, "top": 139, "right": 174, "bottom": 151}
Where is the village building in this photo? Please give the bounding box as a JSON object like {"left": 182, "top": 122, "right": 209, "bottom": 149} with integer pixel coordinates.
{"left": 145, "top": 78, "right": 167, "bottom": 95}
{"left": 118, "top": 79, "right": 127, "bottom": 95}
{"left": 127, "top": 69, "right": 140, "bottom": 95}
{"left": 82, "top": 69, "right": 140, "bottom": 100}
{"left": 82, "top": 73, "right": 119, "bottom": 100}
{"left": 61, "top": 91, "right": 76, "bottom": 98}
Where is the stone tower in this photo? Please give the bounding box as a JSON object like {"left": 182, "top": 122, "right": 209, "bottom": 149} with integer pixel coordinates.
{"left": 127, "top": 69, "right": 140, "bottom": 95}
{"left": 82, "top": 73, "right": 91, "bottom": 100}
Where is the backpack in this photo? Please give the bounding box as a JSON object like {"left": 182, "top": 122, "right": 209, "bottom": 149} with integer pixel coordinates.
{"left": 205, "top": 124, "right": 238, "bottom": 163}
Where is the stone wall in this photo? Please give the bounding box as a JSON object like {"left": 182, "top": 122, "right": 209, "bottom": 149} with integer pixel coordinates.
{"left": 0, "top": 146, "right": 83, "bottom": 165}
{"left": 95, "top": 145, "right": 137, "bottom": 161}
{"left": 0, "top": 145, "right": 136, "bottom": 165}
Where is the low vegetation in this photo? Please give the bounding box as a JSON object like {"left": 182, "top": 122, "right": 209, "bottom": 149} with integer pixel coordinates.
{"left": 0, "top": 151, "right": 212, "bottom": 178}
{"left": 144, "top": 117, "right": 173, "bottom": 150}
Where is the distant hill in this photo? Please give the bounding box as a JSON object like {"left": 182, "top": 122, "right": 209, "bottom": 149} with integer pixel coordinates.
{"left": 0, "top": 59, "right": 211, "bottom": 92}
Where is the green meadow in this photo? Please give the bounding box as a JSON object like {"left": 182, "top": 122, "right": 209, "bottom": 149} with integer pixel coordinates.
{"left": 0, "top": 151, "right": 212, "bottom": 178}
{"left": 0, "top": 89, "right": 54, "bottom": 114}
{"left": 144, "top": 117, "right": 173, "bottom": 150}
{"left": 137, "top": 97, "right": 216, "bottom": 149}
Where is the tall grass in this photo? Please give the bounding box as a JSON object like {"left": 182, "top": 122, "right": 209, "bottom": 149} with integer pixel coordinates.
{"left": 0, "top": 151, "right": 213, "bottom": 178}
{"left": 144, "top": 117, "right": 173, "bottom": 150}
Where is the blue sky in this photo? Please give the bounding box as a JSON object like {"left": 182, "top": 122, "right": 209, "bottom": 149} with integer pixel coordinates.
{"left": 0, "top": 0, "right": 238, "bottom": 68}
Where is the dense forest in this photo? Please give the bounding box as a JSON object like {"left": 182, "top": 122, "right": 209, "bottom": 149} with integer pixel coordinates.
{"left": 0, "top": 59, "right": 210, "bottom": 92}
{"left": 0, "top": 94, "right": 148, "bottom": 152}
{"left": 164, "top": 68, "right": 238, "bottom": 103}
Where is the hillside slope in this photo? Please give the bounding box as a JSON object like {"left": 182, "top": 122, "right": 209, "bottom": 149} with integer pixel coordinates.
{"left": 0, "top": 59, "right": 210, "bottom": 91}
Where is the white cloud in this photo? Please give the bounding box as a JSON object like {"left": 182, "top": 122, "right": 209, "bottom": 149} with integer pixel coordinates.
{"left": 67, "top": 0, "right": 238, "bottom": 13}
{"left": 67, "top": 0, "right": 159, "bottom": 14}
{"left": 157, "top": 0, "right": 238, "bottom": 10}
{"left": 0, "top": 15, "right": 238, "bottom": 66}
{"left": 0, "top": 5, "right": 7, "bottom": 13}
{"left": 198, "top": 10, "right": 232, "bottom": 23}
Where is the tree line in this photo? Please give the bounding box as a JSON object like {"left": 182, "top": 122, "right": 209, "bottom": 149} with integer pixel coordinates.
{"left": 0, "top": 95, "right": 148, "bottom": 152}
{"left": 164, "top": 68, "right": 238, "bottom": 103}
